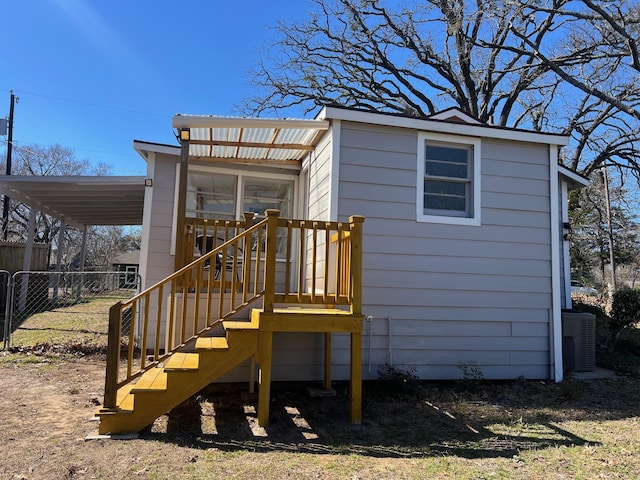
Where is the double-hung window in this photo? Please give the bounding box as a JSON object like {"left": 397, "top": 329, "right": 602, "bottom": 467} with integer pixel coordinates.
{"left": 417, "top": 132, "right": 481, "bottom": 226}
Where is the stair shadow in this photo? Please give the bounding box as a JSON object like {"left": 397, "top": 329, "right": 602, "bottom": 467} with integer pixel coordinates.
{"left": 140, "top": 380, "right": 606, "bottom": 459}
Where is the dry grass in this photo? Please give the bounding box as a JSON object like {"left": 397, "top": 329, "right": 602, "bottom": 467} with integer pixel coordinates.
{"left": 2, "top": 299, "right": 640, "bottom": 479}
{"left": 7, "top": 297, "right": 115, "bottom": 354}
{"left": 0, "top": 353, "right": 639, "bottom": 480}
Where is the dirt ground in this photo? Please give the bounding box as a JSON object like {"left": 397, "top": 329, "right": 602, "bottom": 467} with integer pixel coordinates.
{"left": 2, "top": 351, "right": 640, "bottom": 480}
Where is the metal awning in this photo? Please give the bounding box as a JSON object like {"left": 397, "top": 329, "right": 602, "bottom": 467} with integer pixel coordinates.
{"left": 172, "top": 115, "right": 330, "bottom": 165}
{"left": 0, "top": 175, "right": 146, "bottom": 229}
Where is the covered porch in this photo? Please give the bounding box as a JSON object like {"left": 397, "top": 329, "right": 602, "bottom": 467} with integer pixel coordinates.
{"left": 98, "top": 115, "right": 366, "bottom": 434}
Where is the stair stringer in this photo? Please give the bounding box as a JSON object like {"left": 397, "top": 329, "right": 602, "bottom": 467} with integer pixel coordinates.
{"left": 97, "top": 325, "right": 258, "bottom": 435}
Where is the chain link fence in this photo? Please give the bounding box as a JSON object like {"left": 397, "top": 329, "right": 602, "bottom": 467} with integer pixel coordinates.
{"left": 2, "top": 271, "right": 141, "bottom": 349}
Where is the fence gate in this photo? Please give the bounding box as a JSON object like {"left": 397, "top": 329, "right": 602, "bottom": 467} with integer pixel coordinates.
{"left": 3, "top": 271, "right": 141, "bottom": 350}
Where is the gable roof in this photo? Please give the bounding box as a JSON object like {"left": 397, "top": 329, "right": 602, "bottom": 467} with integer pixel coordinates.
{"left": 428, "top": 107, "right": 482, "bottom": 124}
{"left": 318, "top": 105, "right": 571, "bottom": 146}
{"left": 112, "top": 249, "right": 140, "bottom": 265}
{"left": 558, "top": 164, "right": 590, "bottom": 189}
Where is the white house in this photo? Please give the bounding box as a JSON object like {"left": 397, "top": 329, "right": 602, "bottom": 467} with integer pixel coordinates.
{"left": 133, "top": 105, "right": 587, "bottom": 384}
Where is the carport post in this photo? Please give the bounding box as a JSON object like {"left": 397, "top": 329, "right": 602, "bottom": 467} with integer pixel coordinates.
{"left": 76, "top": 225, "right": 88, "bottom": 302}
{"left": 79, "top": 225, "right": 88, "bottom": 270}
{"left": 18, "top": 208, "right": 36, "bottom": 312}
{"left": 52, "top": 220, "right": 66, "bottom": 306}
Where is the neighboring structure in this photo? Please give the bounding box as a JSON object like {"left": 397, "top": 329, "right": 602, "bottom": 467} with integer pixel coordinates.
{"left": 111, "top": 250, "right": 140, "bottom": 288}
{"left": 133, "top": 105, "right": 588, "bottom": 384}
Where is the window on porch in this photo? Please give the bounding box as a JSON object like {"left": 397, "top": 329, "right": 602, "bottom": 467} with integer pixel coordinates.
{"left": 186, "top": 171, "right": 294, "bottom": 221}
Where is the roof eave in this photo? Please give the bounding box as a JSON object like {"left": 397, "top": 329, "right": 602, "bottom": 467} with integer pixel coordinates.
{"left": 318, "top": 106, "right": 571, "bottom": 146}
{"left": 558, "top": 164, "right": 590, "bottom": 189}
{"left": 172, "top": 115, "right": 329, "bottom": 131}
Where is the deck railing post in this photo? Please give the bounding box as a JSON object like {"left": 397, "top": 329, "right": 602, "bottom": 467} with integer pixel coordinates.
{"left": 263, "top": 209, "right": 280, "bottom": 313}
{"left": 103, "top": 301, "right": 123, "bottom": 410}
{"left": 349, "top": 215, "right": 365, "bottom": 315}
{"left": 242, "top": 212, "right": 255, "bottom": 299}
{"left": 242, "top": 212, "right": 255, "bottom": 230}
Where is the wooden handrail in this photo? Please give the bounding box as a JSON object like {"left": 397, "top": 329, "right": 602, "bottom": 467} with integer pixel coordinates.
{"left": 103, "top": 211, "right": 364, "bottom": 407}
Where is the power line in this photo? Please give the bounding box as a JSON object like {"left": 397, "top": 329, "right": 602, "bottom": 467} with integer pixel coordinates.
{"left": 1, "top": 138, "right": 141, "bottom": 161}
{"left": 3, "top": 88, "right": 169, "bottom": 118}
{"left": 8, "top": 138, "right": 137, "bottom": 158}
{"left": 0, "top": 140, "right": 146, "bottom": 175}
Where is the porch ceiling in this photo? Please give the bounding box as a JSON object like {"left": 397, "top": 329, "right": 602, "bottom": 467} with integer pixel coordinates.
{"left": 172, "top": 115, "right": 330, "bottom": 165}
{"left": 0, "top": 175, "right": 146, "bottom": 229}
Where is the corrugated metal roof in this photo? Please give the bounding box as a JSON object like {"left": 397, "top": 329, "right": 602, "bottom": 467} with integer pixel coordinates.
{"left": 172, "top": 115, "right": 330, "bottom": 164}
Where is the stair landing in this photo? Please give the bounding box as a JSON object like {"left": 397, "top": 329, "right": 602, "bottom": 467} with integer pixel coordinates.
{"left": 251, "top": 307, "right": 363, "bottom": 333}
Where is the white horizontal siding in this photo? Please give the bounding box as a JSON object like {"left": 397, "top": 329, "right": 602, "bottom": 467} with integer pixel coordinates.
{"left": 306, "top": 131, "right": 332, "bottom": 221}
{"left": 144, "top": 153, "right": 179, "bottom": 290}
{"left": 333, "top": 121, "right": 553, "bottom": 380}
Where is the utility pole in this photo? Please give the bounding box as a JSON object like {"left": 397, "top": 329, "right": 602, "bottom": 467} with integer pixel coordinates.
{"left": 2, "top": 91, "right": 17, "bottom": 241}
{"left": 602, "top": 165, "right": 617, "bottom": 294}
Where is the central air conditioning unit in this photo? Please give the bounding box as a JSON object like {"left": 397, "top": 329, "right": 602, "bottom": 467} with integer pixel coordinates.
{"left": 561, "top": 311, "right": 596, "bottom": 372}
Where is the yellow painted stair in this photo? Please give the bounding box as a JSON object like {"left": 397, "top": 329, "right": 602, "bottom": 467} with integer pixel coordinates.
{"left": 97, "top": 319, "right": 259, "bottom": 435}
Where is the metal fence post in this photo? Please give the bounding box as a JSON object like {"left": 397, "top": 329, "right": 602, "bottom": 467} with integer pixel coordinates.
{"left": 3, "top": 273, "right": 14, "bottom": 349}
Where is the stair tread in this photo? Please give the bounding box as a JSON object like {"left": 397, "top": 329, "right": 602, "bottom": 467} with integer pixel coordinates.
{"left": 130, "top": 368, "right": 168, "bottom": 392}
{"left": 118, "top": 394, "right": 134, "bottom": 411}
{"left": 224, "top": 319, "right": 259, "bottom": 330}
{"left": 196, "top": 337, "right": 229, "bottom": 350}
{"left": 271, "top": 307, "right": 357, "bottom": 315}
{"left": 164, "top": 352, "right": 199, "bottom": 370}
{"left": 254, "top": 307, "right": 361, "bottom": 316}
{"left": 116, "top": 384, "right": 135, "bottom": 411}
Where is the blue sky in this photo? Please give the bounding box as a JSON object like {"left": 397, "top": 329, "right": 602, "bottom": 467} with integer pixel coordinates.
{"left": 1, "top": 0, "right": 310, "bottom": 175}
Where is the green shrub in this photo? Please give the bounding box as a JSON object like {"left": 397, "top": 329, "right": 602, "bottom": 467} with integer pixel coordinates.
{"left": 610, "top": 287, "right": 640, "bottom": 351}
{"left": 456, "top": 361, "right": 485, "bottom": 392}
{"left": 375, "top": 364, "right": 422, "bottom": 398}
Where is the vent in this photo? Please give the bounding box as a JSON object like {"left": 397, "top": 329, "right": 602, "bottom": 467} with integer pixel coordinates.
{"left": 561, "top": 311, "right": 596, "bottom": 372}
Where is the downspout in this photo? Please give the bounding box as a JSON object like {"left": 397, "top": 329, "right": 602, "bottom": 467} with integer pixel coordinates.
{"left": 561, "top": 181, "right": 572, "bottom": 310}
{"left": 549, "top": 146, "right": 563, "bottom": 382}
{"left": 366, "top": 315, "right": 373, "bottom": 373}
{"left": 387, "top": 317, "right": 393, "bottom": 366}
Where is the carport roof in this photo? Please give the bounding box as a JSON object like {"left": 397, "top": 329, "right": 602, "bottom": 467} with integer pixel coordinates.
{"left": 0, "top": 175, "right": 146, "bottom": 229}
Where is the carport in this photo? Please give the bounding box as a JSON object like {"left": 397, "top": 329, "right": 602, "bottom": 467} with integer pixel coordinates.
{"left": 0, "top": 175, "right": 147, "bottom": 347}
{"left": 0, "top": 175, "right": 146, "bottom": 271}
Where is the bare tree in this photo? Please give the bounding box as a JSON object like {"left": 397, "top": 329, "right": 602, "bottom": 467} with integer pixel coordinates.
{"left": 1, "top": 144, "right": 108, "bottom": 245}
{"left": 83, "top": 226, "right": 141, "bottom": 270}
{"left": 246, "top": 0, "right": 640, "bottom": 176}
{"left": 0, "top": 143, "right": 118, "bottom": 268}
{"left": 512, "top": 0, "right": 640, "bottom": 121}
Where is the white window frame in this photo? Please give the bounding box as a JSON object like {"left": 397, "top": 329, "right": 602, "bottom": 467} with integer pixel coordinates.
{"left": 186, "top": 164, "right": 299, "bottom": 221}
{"left": 173, "top": 164, "right": 299, "bottom": 259}
{"left": 416, "top": 132, "right": 481, "bottom": 226}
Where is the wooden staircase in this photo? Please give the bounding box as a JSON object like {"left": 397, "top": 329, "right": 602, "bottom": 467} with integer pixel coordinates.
{"left": 97, "top": 319, "right": 259, "bottom": 435}
{"left": 96, "top": 211, "right": 365, "bottom": 436}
